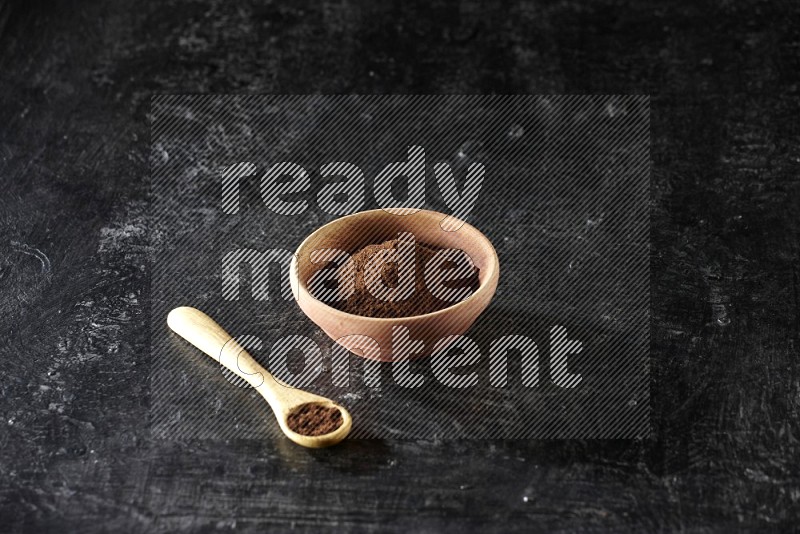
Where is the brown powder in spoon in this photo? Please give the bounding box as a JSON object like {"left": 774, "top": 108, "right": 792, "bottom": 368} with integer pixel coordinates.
{"left": 286, "top": 403, "right": 343, "bottom": 436}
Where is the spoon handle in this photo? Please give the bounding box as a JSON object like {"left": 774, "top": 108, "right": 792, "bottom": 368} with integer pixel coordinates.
{"left": 167, "top": 306, "right": 275, "bottom": 390}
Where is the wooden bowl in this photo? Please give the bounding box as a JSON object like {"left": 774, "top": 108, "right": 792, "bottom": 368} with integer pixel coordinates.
{"left": 290, "top": 209, "right": 499, "bottom": 362}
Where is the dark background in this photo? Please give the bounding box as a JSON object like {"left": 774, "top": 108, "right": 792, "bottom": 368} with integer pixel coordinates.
{"left": 1, "top": 0, "right": 798, "bottom": 532}
{"left": 149, "top": 95, "right": 650, "bottom": 441}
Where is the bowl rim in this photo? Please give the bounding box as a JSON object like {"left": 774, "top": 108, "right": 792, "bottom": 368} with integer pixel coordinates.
{"left": 291, "top": 208, "right": 500, "bottom": 323}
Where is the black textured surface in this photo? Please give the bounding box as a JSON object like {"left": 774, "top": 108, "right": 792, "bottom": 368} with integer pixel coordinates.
{"left": 1, "top": 0, "right": 799, "bottom": 532}
{"left": 149, "top": 95, "right": 650, "bottom": 440}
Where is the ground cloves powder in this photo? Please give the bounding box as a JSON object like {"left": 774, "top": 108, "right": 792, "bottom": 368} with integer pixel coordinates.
{"left": 327, "top": 238, "right": 480, "bottom": 318}
{"left": 286, "top": 403, "right": 343, "bottom": 436}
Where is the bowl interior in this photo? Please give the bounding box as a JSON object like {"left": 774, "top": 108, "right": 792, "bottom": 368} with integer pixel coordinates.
{"left": 295, "top": 209, "right": 497, "bottom": 302}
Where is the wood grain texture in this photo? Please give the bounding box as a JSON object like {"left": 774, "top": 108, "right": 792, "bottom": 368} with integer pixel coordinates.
{"left": 0, "top": 0, "right": 798, "bottom": 531}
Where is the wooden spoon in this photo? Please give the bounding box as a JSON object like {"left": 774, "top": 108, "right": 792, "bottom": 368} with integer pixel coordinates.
{"left": 167, "top": 306, "right": 352, "bottom": 448}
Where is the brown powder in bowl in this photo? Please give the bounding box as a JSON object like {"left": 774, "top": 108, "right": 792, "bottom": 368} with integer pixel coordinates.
{"left": 286, "top": 403, "right": 343, "bottom": 436}
{"left": 327, "top": 238, "right": 480, "bottom": 318}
